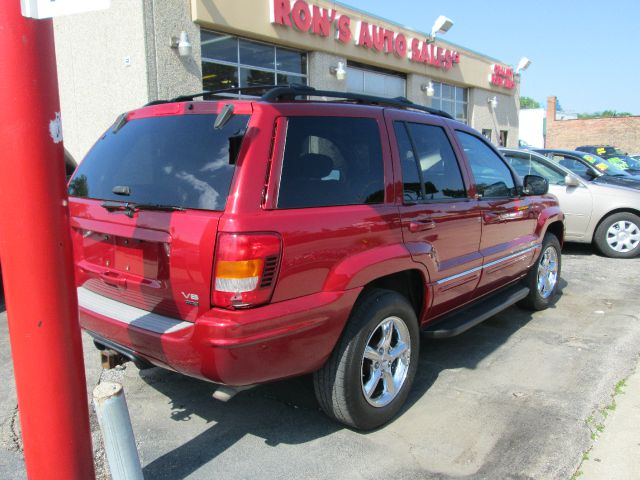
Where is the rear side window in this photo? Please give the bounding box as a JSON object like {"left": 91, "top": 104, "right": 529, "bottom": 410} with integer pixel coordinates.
{"left": 455, "top": 131, "right": 516, "bottom": 198}
{"left": 69, "top": 113, "right": 249, "bottom": 210}
{"left": 277, "top": 117, "right": 384, "bottom": 209}
{"left": 395, "top": 122, "right": 466, "bottom": 201}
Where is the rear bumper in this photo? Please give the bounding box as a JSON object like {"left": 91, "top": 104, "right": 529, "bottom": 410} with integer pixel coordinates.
{"left": 78, "top": 286, "right": 361, "bottom": 385}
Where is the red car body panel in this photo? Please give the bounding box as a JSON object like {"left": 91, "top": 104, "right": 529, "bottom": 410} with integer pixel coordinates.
{"left": 70, "top": 99, "right": 564, "bottom": 387}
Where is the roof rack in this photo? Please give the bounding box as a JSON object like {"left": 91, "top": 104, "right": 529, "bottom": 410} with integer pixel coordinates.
{"left": 144, "top": 84, "right": 453, "bottom": 119}
{"left": 261, "top": 85, "right": 453, "bottom": 119}
{"left": 144, "top": 85, "right": 280, "bottom": 106}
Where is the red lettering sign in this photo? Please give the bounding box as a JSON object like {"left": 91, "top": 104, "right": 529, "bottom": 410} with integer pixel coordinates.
{"left": 291, "top": 0, "right": 312, "bottom": 32}
{"left": 489, "top": 64, "right": 515, "bottom": 90}
{"left": 269, "top": 1, "right": 461, "bottom": 72}
{"left": 336, "top": 14, "right": 351, "bottom": 43}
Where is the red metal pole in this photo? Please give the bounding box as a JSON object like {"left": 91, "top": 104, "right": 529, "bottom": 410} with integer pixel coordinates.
{"left": 0, "top": 3, "right": 96, "bottom": 479}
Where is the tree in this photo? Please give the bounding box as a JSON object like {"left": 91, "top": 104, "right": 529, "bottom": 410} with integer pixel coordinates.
{"left": 520, "top": 96, "right": 541, "bottom": 109}
{"left": 577, "top": 110, "right": 632, "bottom": 119}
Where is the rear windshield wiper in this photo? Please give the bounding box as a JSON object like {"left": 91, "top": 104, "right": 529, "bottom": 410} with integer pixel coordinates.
{"left": 101, "top": 201, "right": 185, "bottom": 217}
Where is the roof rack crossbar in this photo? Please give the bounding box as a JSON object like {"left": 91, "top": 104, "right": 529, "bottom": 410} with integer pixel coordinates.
{"left": 260, "top": 86, "right": 453, "bottom": 119}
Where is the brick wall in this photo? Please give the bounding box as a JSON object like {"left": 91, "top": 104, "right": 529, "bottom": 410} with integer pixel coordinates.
{"left": 546, "top": 96, "right": 640, "bottom": 153}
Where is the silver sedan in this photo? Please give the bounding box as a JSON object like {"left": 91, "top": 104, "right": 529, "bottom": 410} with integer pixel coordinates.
{"left": 500, "top": 148, "right": 640, "bottom": 258}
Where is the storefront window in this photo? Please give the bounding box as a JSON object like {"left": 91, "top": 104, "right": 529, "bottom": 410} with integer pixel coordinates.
{"left": 201, "top": 31, "right": 307, "bottom": 96}
{"left": 347, "top": 64, "right": 406, "bottom": 98}
{"left": 431, "top": 81, "right": 468, "bottom": 123}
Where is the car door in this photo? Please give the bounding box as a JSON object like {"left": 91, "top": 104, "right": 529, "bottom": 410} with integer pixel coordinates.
{"left": 502, "top": 151, "right": 594, "bottom": 241}
{"left": 454, "top": 134, "right": 538, "bottom": 296}
{"left": 386, "top": 111, "right": 482, "bottom": 319}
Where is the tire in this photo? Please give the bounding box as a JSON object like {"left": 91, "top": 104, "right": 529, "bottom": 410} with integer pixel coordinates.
{"left": 313, "top": 288, "right": 419, "bottom": 430}
{"left": 593, "top": 212, "right": 640, "bottom": 258}
{"left": 519, "top": 233, "right": 562, "bottom": 310}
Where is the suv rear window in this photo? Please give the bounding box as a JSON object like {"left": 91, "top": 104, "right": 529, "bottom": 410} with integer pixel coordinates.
{"left": 277, "top": 117, "right": 384, "bottom": 209}
{"left": 69, "top": 113, "right": 249, "bottom": 211}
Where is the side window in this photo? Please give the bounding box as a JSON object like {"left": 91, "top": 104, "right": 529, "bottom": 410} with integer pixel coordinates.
{"left": 394, "top": 121, "right": 466, "bottom": 201}
{"left": 455, "top": 131, "right": 516, "bottom": 198}
{"left": 277, "top": 117, "right": 384, "bottom": 209}
{"left": 553, "top": 155, "right": 590, "bottom": 179}
{"left": 502, "top": 153, "right": 566, "bottom": 186}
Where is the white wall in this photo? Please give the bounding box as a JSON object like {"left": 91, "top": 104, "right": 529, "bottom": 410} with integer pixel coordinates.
{"left": 519, "top": 108, "right": 545, "bottom": 148}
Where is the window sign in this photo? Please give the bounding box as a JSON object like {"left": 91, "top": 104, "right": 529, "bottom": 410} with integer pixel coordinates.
{"left": 21, "top": 0, "right": 110, "bottom": 19}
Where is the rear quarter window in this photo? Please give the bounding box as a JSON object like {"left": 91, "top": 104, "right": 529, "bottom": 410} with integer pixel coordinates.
{"left": 277, "top": 117, "right": 384, "bottom": 209}
{"left": 69, "top": 113, "right": 249, "bottom": 211}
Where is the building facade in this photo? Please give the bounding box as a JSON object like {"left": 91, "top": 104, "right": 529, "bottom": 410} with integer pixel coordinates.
{"left": 546, "top": 97, "right": 640, "bottom": 152}
{"left": 54, "top": 0, "right": 522, "bottom": 160}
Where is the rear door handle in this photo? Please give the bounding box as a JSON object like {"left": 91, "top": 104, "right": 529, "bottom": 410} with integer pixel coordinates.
{"left": 409, "top": 219, "right": 436, "bottom": 232}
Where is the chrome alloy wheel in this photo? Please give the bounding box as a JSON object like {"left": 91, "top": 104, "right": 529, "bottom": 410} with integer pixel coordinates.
{"left": 537, "top": 246, "right": 559, "bottom": 299}
{"left": 361, "top": 316, "right": 411, "bottom": 408}
{"left": 606, "top": 220, "right": 640, "bottom": 253}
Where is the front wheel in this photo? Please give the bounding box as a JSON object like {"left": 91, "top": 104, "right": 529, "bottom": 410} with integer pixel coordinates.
{"left": 519, "top": 233, "right": 561, "bottom": 310}
{"left": 593, "top": 212, "right": 640, "bottom": 258}
{"left": 313, "top": 289, "right": 419, "bottom": 430}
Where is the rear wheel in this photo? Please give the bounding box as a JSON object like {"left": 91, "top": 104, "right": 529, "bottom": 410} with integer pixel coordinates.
{"left": 519, "top": 233, "right": 561, "bottom": 310}
{"left": 593, "top": 212, "right": 640, "bottom": 258}
{"left": 313, "top": 289, "right": 419, "bottom": 430}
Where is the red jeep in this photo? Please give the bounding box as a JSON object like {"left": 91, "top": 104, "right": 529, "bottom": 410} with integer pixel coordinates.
{"left": 69, "top": 86, "right": 564, "bottom": 430}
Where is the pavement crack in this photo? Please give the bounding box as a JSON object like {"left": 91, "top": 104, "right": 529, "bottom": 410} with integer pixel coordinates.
{"left": 8, "top": 404, "right": 23, "bottom": 453}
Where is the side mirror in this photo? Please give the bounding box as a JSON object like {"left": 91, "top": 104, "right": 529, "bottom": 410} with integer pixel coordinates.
{"left": 564, "top": 174, "right": 581, "bottom": 187}
{"left": 523, "top": 174, "right": 549, "bottom": 195}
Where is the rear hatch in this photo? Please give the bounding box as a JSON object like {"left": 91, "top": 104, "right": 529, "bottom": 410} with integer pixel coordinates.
{"left": 68, "top": 101, "right": 251, "bottom": 321}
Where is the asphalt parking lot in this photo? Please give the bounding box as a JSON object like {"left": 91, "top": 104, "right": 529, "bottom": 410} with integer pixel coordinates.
{"left": 1, "top": 244, "right": 639, "bottom": 479}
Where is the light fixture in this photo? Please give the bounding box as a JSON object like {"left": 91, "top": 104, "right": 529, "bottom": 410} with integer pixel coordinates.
{"left": 488, "top": 96, "right": 498, "bottom": 109}
{"left": 329, "top": 61, "right": 347, "bottom": 81}
{"left": 515, "top": 57, "right": 532, "bottom": 74}
{"left": 421, "top": 81, "right": 435, "bottom": 97}
{"left": 427, "top": 15, "right": 453, "bottom": 43}
{"left": 170, "top": 31, "right": 192, "bottom": 57}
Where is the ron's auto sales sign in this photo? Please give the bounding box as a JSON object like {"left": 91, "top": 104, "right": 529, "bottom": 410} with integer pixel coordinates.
{"left": 270, "top": 0, "right": 461, "bottom": 72}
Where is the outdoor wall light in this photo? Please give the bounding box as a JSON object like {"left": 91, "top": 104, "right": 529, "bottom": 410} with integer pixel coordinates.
{"left": 170, "top": 31, "right": 192, "bottom": 57}
{"left": 515, "top": 57, "right": 532, "bottom": 74}
{"left": 488, "top": 96, "right": 498, "bottom": 109}
{"left": 421, "top": 81, "right": 435, "bottom": 97}
{"left": 427, "top": 15, "right": 453, "bottom": 43}
{"left": 329, "top": 61, "right": 347, "bottom": 81}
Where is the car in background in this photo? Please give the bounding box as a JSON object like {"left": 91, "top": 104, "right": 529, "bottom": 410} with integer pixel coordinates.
{"left": 535, "top": 149, "right": 640, "bottom": 190}
{"left": 1, "top": 149, "right": 76, "bottom": 294}
{"left": 576, "top": 145, "right": 640, "bottom": 174}
{"left": 500, "top": 148, "right": 640, "bottom": 258}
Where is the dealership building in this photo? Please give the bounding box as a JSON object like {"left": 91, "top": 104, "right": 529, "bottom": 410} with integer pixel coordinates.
{"left": 54, "top": 0, "right": 523, "bottom": 161}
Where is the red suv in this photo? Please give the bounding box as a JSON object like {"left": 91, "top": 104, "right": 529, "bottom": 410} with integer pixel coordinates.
{"left": 69, "top": 86, "right": 564, "bottom": 430}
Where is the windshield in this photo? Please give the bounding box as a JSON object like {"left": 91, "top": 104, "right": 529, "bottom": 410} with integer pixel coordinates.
{"left": 69, "top": 113, "right": 249, "bottom": 211}
{"left": 579, "top": 153, "right": 629, "bottom": 176}
{"left": 603, "top": 154, "right": 640, "bottom": 170}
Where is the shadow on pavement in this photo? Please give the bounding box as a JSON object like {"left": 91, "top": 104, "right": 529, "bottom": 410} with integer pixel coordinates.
{"left": 140, "top": 279, "right": 567, "bottom": 479}
{"left": 562, "top": 243, "right": 596, "bottom": 257}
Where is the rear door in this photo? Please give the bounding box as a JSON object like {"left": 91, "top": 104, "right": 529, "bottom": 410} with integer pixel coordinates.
{"left": 386, "top": 111, "right": 482, "bottom": 319}
{"left": 68, "top": 102, "right": 251, "bottom": 322}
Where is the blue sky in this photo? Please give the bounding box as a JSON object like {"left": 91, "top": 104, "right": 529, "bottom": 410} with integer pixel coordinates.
{"left": 339, "top": 0, "right": 639, "bottom": 115}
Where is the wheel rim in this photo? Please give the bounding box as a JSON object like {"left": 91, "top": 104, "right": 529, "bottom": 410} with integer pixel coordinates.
{"left": 537, "top": 246, "right": 559, "bottom": 299}
{"left": 361, "top": 316, "right": 411, "bottom": 408}
{"left": 605, "top": 220, "right": 640, "bottom": 253}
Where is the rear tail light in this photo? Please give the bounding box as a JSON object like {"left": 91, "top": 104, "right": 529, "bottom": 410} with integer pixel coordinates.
{"left": 212, "top": 232, "right": 281, "bottom": 309}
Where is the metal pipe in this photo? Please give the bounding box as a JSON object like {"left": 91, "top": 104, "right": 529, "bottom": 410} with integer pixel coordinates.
{"left": 0, "top": 3, "right": 95, "bottom": 478}
{"left": 93, "top": 382, "right": 143, "bottom": 480}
